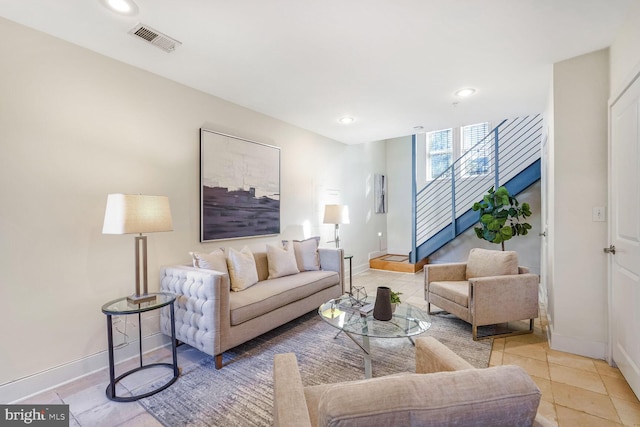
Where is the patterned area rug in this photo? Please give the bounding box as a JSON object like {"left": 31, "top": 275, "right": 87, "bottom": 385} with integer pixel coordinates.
{"left": 140, "top": 310, "right": 492, "bottom": 426}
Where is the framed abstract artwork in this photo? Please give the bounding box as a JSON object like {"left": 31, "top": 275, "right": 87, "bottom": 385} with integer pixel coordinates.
{"left": 374, "top": 173, "right": 387, "bottom": 214}
{"left": 200, "top": 129, "right": 281, "bottom": 242}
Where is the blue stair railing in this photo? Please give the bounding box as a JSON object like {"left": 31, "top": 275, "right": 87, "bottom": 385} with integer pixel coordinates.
{"left": 410, "top": 114, "right": 543, "bottom": 262}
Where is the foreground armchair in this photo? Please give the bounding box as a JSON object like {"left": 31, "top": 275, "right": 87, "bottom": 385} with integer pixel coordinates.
{"left": 273, "top": 337, "right": 553, "bottom": 427}
{"left": 425, "top": 248, "right": 539, "bottom": 340}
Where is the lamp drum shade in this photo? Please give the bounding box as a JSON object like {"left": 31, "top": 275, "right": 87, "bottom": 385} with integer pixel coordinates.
{"left": 323, "top": 204, "right": 350, "bottom": 225}
{"left": 102, "top": 194, "right": 173, "bottom": 235}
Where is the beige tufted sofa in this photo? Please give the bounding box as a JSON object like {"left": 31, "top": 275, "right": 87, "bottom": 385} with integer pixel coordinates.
{"left": 159, "top": 245, "right": 343, "bottom": 368}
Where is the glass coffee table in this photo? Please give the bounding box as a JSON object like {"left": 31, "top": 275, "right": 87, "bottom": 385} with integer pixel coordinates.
{"left": 318, "top": 294, "right": 431, "bottom": 378}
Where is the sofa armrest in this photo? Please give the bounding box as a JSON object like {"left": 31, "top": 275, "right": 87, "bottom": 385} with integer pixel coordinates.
{"left": 273, "top": 353, "right": 312, "bottom": 427}
{"left": 319, "top": 248, "right": 344, "bottom": 288}
{"left": 415, "top": 337, "right": 474, "bottom": 374}
{"left": 160, "top": 265, "right": 230, "bottom": 358}
{"left": 469, "top": 273, "right": 539, "bottom": 326}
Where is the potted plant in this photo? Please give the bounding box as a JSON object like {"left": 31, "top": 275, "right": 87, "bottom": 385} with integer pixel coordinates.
{"left": 390, "top": 290, "right": 402, "bottom": 312}
{"left": 472, "top": 186, "right": 532, "bottom": 251}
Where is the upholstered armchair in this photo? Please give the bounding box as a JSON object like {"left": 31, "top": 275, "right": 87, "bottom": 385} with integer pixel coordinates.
{"left": 273, "top": 337, "right": 553, "bottom": 427}
{"left": 425, "top": 248, "right": 539, "bottom": 340}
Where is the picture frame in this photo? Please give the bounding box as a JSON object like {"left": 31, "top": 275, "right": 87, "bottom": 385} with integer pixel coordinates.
{"left": 200, "top": 129, "right": 280, "bottom": 242}
{"left": 374, "top": 173, "right": 387, "bottom": 214}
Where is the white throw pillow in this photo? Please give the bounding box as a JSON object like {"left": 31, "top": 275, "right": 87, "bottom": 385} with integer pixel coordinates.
{"left": 190, "top": 249, "right": 229, "bottom": 275}
{"left": 283, "top": 236, "right": 321, "bottom": 271}
{"left": 267, "top": 242, "right": 300, "bottom": 279}
{"left": 226, "top": 246, "right": 259, "bottom": 292}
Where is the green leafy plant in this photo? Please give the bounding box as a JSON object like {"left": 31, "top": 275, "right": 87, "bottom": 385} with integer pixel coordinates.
{"left": 390, "top": 290, "right": 402, "bottom": 304}
{"left": 472, "top": 186, "right": 532, "bottom": 251}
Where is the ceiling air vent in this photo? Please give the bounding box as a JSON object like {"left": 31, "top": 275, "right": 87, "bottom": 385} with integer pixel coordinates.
{"left": 128, "top": 23, "right": 181, "bottom": 53}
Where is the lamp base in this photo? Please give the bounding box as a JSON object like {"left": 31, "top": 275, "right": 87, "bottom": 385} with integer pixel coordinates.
{"left": 127, "top": 293, "right": 157, "bottom": 305}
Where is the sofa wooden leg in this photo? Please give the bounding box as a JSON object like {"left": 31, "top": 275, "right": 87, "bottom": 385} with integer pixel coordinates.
{"left": 215, "top": 354, "right": 223, "bottom": 369}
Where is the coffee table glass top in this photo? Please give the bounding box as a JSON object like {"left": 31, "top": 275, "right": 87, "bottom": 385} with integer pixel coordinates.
{"left": 318, "top": 294, "right": 431, "bottom": 338}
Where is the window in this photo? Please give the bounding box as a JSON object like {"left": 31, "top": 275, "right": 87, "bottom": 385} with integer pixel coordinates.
{"left": 461, "top": 122, "right": 490, "bottom": 177}
{"left": 426, "top": 122, "right": 490, "bottom": 180}
{"left": 426, "top": 128, "right": 453, "bottom": 180}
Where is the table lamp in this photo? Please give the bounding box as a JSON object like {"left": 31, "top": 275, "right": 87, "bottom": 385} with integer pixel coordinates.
{"left": 323, "top": 204, "right": 350, "bottom": 248}
{"left": 102, "top": 194, "right": 173, "bottom": 304}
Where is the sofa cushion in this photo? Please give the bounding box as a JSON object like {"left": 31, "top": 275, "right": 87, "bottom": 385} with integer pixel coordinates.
{"left": 267, "top": 242, "right": 300, "bottom": 279}
{"left": 227, "top": 246, "right": 259, "bottom": 292}
{"left": 429, "top": 281, "right": 469, "bottom": 307}
{"left": 229, "top": 271, "right": 339, "bottom": 325}
{"left": 283, "top": 237, "right": 321, "bottom": 271}
{"left": 190, "top": 249, "right": 229, "bottom": 275}
{"left": 317, "top": 365, "right": 541, "bottom": 427}
{"left": 466, "top": 248, "right": 518, "bottom": 280}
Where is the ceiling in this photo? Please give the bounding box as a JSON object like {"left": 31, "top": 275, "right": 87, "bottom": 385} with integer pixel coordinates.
{"left": 0, "top": 0, "right": 633, "bottom": 144}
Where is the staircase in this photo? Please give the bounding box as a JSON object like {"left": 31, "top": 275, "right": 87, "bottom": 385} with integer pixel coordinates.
{"left": 410, "top": 114, "right": 543, "bottom": 263}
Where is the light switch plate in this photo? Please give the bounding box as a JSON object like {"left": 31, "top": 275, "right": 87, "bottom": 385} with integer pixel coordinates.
{"left": 593, "top": 207, "right": 606, "bottom": 222}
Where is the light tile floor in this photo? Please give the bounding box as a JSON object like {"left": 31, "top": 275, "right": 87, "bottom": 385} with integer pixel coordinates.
{"left": 17, "top": 269, "right": 640, "bottom": 426}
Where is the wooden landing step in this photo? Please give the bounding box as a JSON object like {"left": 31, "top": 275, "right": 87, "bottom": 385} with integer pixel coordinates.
{"left": 369, "top": 254, "right": 428, "bottom": 273}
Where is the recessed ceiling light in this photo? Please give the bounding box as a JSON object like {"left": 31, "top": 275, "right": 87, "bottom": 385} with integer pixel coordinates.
{"left": 100, "top": 0, "right": 139, "bottom": 15}
{"left": 338, "top": 116, "right": 355, "bottom": 125}
{"left": 454, "top": 88, "right": 476, "bottom": 98}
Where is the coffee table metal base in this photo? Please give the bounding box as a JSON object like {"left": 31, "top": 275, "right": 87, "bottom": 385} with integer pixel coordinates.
{"left": 321, "top": 295, "right": 431, "bottom": 379}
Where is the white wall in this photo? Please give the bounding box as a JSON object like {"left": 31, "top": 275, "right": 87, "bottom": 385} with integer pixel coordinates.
{"left": 610, "top": 1, "right": 640, "bottom": 99}
{"left": 547, "top": 48, "right": 610, "bottom": 358}
{"left": 385, "top": 135, "right": 413, "bottom": 255}
{"left": 342, "top": 141, "right": 388, "bottom": 272}
{"left": 0, "top": 17, "right": 383, "bottom": 401}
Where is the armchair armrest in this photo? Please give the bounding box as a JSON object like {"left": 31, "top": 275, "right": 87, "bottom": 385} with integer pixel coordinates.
{"left": 424, "top": 262, "right": 467, "bottom": 285}
{"left": 273, "top": 353, "right": 312, "bottom": 427}
{"left": 469, "top": 273, "right": 539, "bottom": 326}
{"left": 424, "top": 262, "right": 467, "bottom": 299}
{"left": 415, "top": 337, "right": 474, "bottom": 374}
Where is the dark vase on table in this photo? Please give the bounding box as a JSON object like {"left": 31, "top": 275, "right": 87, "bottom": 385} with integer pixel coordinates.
{"left": 373, "top": 286, "right": 393, "bottom": 321}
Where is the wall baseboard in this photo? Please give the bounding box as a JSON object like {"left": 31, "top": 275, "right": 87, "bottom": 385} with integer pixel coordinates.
{"left": 1, "top": 333, "right": 171, "bottom": 404}
{"left": 548, "top": 324, "right": 607, "bottom": 361}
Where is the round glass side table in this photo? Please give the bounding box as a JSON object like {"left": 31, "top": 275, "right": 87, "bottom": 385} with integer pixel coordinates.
{"left": 101, "top": 292, "right": 179, "bottom": 402}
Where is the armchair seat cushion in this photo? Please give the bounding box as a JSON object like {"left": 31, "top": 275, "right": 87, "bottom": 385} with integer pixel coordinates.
{"left": 428, "top": 281, "right": 469, "bottom": 308}
{"left": 316, "top": 366, "right": 540, "bottom": 427}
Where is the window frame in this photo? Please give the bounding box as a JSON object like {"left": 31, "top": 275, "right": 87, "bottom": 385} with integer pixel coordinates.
{"left": 425, "top": 122, "right": 491, "bottom": 181}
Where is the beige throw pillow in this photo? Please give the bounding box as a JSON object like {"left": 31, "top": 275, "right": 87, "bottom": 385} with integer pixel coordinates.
{"left": 267, "top": 242, "right": 300, "bottom": 279}
{"left": 226, "top": 246, "right": 259, "bottom": 291}
{"left": 283, "top": 236, "right": 320, "bottom": 271}
{"left": 190, "top": 249, "right": 229, "bottom": 275}
{"left": 465, "top": 248, "right": 519, "bottom": 280}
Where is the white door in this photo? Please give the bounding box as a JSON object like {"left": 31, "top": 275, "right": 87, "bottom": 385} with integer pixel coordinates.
{"left": 609, "top": 72, "right": 640, "bottom": 399}
{"left": 540, "top": 132, "right": 549, "bottom": 309}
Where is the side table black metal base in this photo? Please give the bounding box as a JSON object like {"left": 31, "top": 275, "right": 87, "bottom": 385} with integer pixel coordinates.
{"left": 103, "top": 293, "right": 179, "bottom": 402}
{"left": 105, "top": 362, "right": 179, "bottom": 402}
